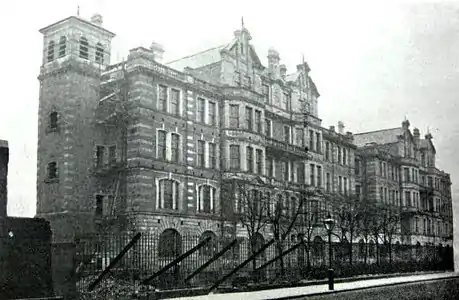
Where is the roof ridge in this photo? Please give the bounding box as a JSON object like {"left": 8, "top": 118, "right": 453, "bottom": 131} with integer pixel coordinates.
{"left": 166, "top": 44, "right": 228, "bottom": 65}
{"left": 354, "top": 126, "right": 401, "bottom": 135}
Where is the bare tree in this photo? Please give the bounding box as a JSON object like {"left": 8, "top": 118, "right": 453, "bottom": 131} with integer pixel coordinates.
{"left": 267, "top": 188, "right": 323, "bottom": 278}
{"left": 378, "top": 204, "right": 400, "bottom": 264}
{"left": 356, "top": 201, "right": 378, "bottom": 264}
{"left": 234, "top": 182, "right": 270, "bottom": 272}
{"left": 326, "top": 193, "right": 363, "bottom": 266}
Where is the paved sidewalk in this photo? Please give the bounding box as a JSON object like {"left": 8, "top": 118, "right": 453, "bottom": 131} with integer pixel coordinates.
{"left": 163, "top": 272, "right": 458, "bottom": 300}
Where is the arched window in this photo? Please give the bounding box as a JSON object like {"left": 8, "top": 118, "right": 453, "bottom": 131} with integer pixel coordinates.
{"left": 312, "top": 236, "right": 324, "bottom": 260}
{"left": 158, "top": 229, "right": 181, "bottom": 258}
{"left": 369, "top": 240, "right": 375, "bottom": 258}
{"left": 49, "top": 111, "right": 58, "bottom": 130}
{"left": 95, "top": 42, "right": 104, "bottom": 64}
{"left": 47, "top": 40, "right": 55, "bottom": 62}
{"left": 158, "top": 179, "right": 179, "bottom": 210}
{"left": 79, "top": 36, "right": 89, "bottom": 59}
{"left": 58, "top": 36, "right": 67, "bottom": 58}
{"left": 249, "top": 233, "right": 266, "bottom": 259}
{"left": 198, "top": 185, "right": 216, "bottom": 213}
{"left": 358, "top": 239, "right": 365, "bottom": 258}
{"left": 199, "top": 231, "right": 217, "bottom": 256}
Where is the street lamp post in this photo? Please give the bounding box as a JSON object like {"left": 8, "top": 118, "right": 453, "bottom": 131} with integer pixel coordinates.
{"left": 323, "top": 214, "right": 335, "bottom": 291}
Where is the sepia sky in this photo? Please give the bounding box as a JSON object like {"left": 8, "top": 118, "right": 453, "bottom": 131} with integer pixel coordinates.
{"left": 0, "top": 0, "right": 458, "bottom": 217}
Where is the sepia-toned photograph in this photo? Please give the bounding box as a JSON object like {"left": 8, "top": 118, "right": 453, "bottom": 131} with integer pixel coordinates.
{"left": 1, "top": 0, "right": 458, "bottom": 299}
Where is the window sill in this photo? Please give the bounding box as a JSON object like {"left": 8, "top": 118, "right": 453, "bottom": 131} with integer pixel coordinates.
{"left": 44, "top": 178, "right": 59, "bottom": 184}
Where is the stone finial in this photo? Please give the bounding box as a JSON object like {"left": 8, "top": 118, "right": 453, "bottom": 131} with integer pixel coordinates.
{"left": 402, "top": 119, "right": 410, "bottom": 130}
{"left": 425, "top": 133, "right": 433, "bottom": 140}
{"left": 413, "top": 128, "right": 420, "bottom": 138}
{"left": 329, "top": 126, "right": 335, "bottom": 132}
{"left": 150, "top": 42, "right": 165, "bottom": 62}
{"left": 268, "top": 47, "right": 279, "bottom": 59}
{"left": 90, "top": 13, "right": 103, "bottom": 26}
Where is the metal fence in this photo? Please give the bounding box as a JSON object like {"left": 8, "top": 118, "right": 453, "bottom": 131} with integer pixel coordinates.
{"left": 75, "top": 232, "right": 454, "bottom": 294}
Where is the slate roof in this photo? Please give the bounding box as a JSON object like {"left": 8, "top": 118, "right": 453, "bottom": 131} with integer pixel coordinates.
{"left": 353, "top": 127, "right": 403, "bottom": 147}
{"left": 166, "top": 45, "right": 228, "bottom": 71}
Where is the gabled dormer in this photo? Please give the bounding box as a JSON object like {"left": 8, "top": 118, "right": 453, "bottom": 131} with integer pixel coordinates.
{"left": 39, "top": 13, "right": 115, "bottom": 70}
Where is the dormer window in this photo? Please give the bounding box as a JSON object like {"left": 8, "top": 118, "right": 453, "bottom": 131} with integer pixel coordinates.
{"left": 58, "top": 36, "right": 67, "bottom": 58}
{"left": 95, "top": 43, "right": 104, "bottom": 64}
{"left": 47, "top": 41, "right": 55, "bottom": 62}
{"left": 79, "top": 36, "right": 89, "bottom": 60}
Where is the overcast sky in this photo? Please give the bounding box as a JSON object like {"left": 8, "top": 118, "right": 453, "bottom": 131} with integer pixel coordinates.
{"left": 1, "top": 0, "right": 458, "bottom": 217}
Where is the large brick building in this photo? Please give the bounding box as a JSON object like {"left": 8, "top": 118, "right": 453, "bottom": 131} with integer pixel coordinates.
{"left": 36, "top": 14, "right": 356, "bottom": 243}
{"left": 36, "top": 12, "right": 452, "bottom": 250}
{"left": 354, "top": 120, "right": 453, "bottom": 247}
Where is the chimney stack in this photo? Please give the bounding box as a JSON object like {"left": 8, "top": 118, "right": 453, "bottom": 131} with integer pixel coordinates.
{"left": 150, "top": 42, "right": 165, "bottom": 62}
{"left": 280, "top": 64, "right": 287, "bottom": 80}
{"left": 267, "top": 48, "right": 280, "bottom": 78}
{"left": 338, "top": 121, "right": 345, "bottom": 134}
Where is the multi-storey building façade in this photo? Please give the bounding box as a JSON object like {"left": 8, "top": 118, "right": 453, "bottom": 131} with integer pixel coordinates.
{"left": 354, "top": 120, "right": 453, "bottom": 247}
{"left": 36, "top": 13, "right": 357, "bottom": 242}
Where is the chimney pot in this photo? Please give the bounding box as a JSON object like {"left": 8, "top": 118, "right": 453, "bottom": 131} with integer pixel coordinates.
{"left": 337, "top": 121, "right": 345, "bottom": 134}
{"left": 150, "top": 42, "right": 165, "bottom": 62}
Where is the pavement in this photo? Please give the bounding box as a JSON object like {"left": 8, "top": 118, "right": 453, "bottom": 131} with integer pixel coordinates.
{"left": 162, "top": 272, "right": 458, "bottom": 300}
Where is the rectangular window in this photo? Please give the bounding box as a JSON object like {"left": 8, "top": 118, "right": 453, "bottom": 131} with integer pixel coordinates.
{"left": 246, "top": 107, "right": 253, "bottom": 131}
{"left": 338, "top": 146, "right": 342, "bottom": 164}
{"left": 356, "top": 185, "right": 361, "bottom": 200}
{"left": 310, "top": 164, "right": 316, "bottom": 186}
{"left": 265, "top": 119, "right": 272, "bottom": 137}
{"left": 284, "top": 126, "right": 291, "bottom": 143}
{"left": 229, "top": 105, "right": 239, "bottom": 128}
{"left": 95, "top": 195, "right": 104, "bottom": 217}
{"left": 326, "top": 173, "right": 331, "bottom": 192}
{"left": 197, "top": 140, "right": 205, "bottom": 168}
{"left": 296, "top": 128, "right": 304, "bottom": 147}
{"left": 255, "top": 110, "right": 262, "bottom": 133}
{"left": 262, "top": 84, "right": 270, "bottom": 103}
{"left": 325, "top": 142, "right": 330, "bottom": 161}
{"left": 317, "top": 166, "right": 322, "bottom": 188}
{"left": 343, "top": 148, "right": 347, "bottom": 165}
{"left": 229, "top": 145, "right": 240, "bottom": 170}
{"left": 197, "top": 98, "right": 205, "bottom": 123}
{"left": 170, "top": 89, "right": 180, "bottom": 115}
{"left": 355, "top": 159, "right": 360, "bottom": 175}
{"left": 297, "top": 163, "right": 305, "bottom": 183}
{"left": 282, "top": 161, "right": 289, "bottom": 181}
{"left": 316, "top": 132, "right": 321, "bottom": 153}
{"left": 171, "top": 134, "right": 180, "bottom": 163}
{"left": 108, "top": 145, "right": 116, "bottom": 165}
{"left": 282, "top": 92, "right": 288, "bottom": 110}
{"left": 157, "top": 130, "right": 166, "bottom": 160}
{"left": 309, "top": 130, "right": 314, "bottom": 151}
{"left": 96, "top": 145, "right": 105, "bottom": 167}
{"left": 158, "top": 85, "right": 167, "bottom": 112}
{"left": 209, "top": 143, "right": 216, "bottom": 169}
{"left": 343, "top": 177, "right": 348, "bottom": 195}
{"left": 47, "top": 162, "right": 57, "bottom": 179}
{"left": 338, "top": 176, "right": 343, "bottom": 193}
{"left": 405, "top": 191, "right": 411, "bottom": 206}
{"left": 404, "top": 167, "right": 410, "bottom": 182}
{"left": 246, "top": 146, "right": 254, "bottom": 173}
{"left": 265, "top": 158, "right": 273, "bottom": 177}
{"left": 208, "top": 101, "right": 216, "bottom": 126}
{"left": 256, "top": 149, "right": 263, "bottom": 174}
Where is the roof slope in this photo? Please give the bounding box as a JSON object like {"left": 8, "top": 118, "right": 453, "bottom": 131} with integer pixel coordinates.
{"left": 353, "top": 127, "right": 403, "bottom": 147}
{"left": 166, "top": 45, "right": 228, "bottom": 71}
